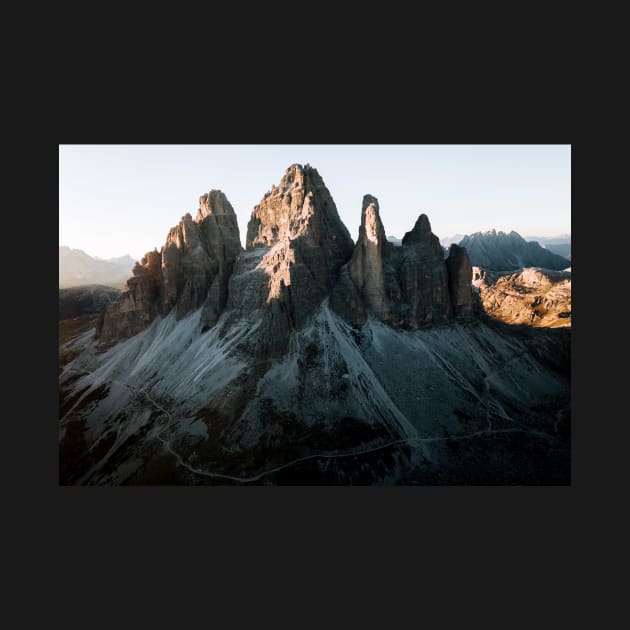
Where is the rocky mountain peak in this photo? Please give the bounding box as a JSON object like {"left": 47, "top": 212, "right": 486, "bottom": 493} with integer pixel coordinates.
{"left": 196, "top": 190, "right": 235, "bottom": 222}
{"left": 228, "top": 165, "right": 355, "bottom": 355}
{"left": 98, "top": 190, "right": 242, "bottom": 343}
{"left": 360, "top": 195, "right": 388, "bottom": 251}
{"left": 332, "top": 202, "right": 473, "bottom": 328}
{"left": 97, "top": 166, "right": 477, "bottom": 350}
{"left": 246, "top": 163, "right": 352, "bottom": 250}
{"left": 278, "top": 162, "right": 307, "bottom": 189}
{"left": 402, "top": 213, "right": 433, "bottom": 246}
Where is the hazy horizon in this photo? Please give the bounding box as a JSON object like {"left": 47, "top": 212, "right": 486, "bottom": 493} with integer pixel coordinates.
{"left": 60, "top": 144, "right": 571, "bottom": 261}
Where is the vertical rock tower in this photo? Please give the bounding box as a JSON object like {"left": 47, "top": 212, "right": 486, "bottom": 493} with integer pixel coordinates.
{"left": 227, "top": 163, "right": 355, "bottom": 354}
{"left": 331, "top": 195, "right": 473, "bottom": 327}
{"left": 98, "top": 190, "right": 241, "bottom": 343}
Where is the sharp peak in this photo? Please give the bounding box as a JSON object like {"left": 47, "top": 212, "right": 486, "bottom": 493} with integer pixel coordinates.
{"left": 261, "top": 163, "right": 328, "bottom": 201}
{"left": 248, "top": 163, "right": 351, "bottom": 250}
{"left": 285, "top": 162, "right": 317, "bottom": 173}
{"left": 410, "top": 213, "right": 432, "bottom": 233}
{"left": 401, "top": 213, "right": 434, "bottom": 246}
{"left": 197, "top": 189, "right": 235, "bottom": 221}
{"left": 198, "top": 189, "right": 230, "bottom": 205}
{"left": 360, "top": 194, "right": 384, "bottom": 228}
{"left": 276, "top": 163, "right": 323, "bottom": 187}
{"left": 357, "top": 194, "right": 387, "bottom": 246}
{"left": 362, "top": 194, "right": 380, "bottom": 209}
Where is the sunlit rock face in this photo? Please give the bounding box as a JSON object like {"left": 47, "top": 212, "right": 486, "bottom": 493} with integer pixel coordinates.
{"left": 472, "top": 266, "right": 571, "bottom": 327}
{"left": 227, "top": 163, "right": 354, "bottom": 355}
{"left": 98, "top": 191, "right": 241, "bottom": 343}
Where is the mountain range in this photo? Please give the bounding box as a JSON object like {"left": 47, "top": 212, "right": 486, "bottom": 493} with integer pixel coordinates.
{"left": 525, "top": 235, "right": 571, "bottom": 260}
{"left": 59, "top": 246, "right": 135, "bottom": 289}
{"left": 59, "top": 164, "right": 570, "bottom": 485}
{"left": 457, "top": 230, "right": 570, "bottom": 270}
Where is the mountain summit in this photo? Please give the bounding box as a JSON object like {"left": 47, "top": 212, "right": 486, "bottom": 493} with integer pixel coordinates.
{"left": 227, "top": 164, "right": 355, "bottom": 355}
{"left": 332, "top": 197, "right": 473, "bottom": 327}
{"left": 97, "top": 166, "right": 474, "bottom": 350}
{"left": 246, "top": 163, "right": 352, "bottom": 249}
{"left": 60, "top": 165, "right": 570, "bottom": 486}
{"left": 98, "top": 190, "right": 241, "bottom": 343}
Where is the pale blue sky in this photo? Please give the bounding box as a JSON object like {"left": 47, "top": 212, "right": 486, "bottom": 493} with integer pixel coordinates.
{"left": 59, "top": 145, "right": 571, "bottom": 261}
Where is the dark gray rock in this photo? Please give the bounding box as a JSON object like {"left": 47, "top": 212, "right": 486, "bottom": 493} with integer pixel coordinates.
{"left": 98, "top": 191, "right": 242, "bottom": 343}
{"left": 332, "top": 198, "right": 459, "bottom": 328}
{"left": 445, "top": 244, "right": 474, "bottom": 318}
{"left": 228, "top": 164, "right": 354, "bottom": 355}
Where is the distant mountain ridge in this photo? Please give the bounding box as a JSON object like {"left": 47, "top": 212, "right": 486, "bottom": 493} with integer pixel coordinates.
{"left": 439, "top": 233, "right": 466, "bottom": 248}
{"left": 59, "top": 285, "right": 121, "bottom": 320}
{"left": 456, "top": 230, "right": 569, "bottom": 271}
{"left": 525, "top": 234, "right": 570, "bottom": 244}
{"left": 525, "top": 235, "right": 571, "bottom": 260}
{"left": 59, "top": 246, "right": 135, "bottom": 289}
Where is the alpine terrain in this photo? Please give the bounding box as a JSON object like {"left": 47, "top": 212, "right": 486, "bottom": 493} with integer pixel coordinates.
{"left": 59, "top": 164, "right": 570, "bottom": 485}
{"left": 59, "top": 246, "right": 135, "bottom": 289}
{"left": 457, "top": 230, "right": 569, "bottom": 271}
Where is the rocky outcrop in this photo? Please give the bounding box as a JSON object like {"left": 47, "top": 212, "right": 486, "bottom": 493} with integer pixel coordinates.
{"left": 348, "top": 195, "right": 389, "bottom": 318}
{"left": 98, "top": 191, "right": 241, "bottom": 343}
{"left": 458, "top": 230, "right": 569, "bottom": 271}
{"left": 473, "top": 266, "right": 571, "bottom": 327}
{"left": 97, "top": 251, "right": 163, "bottom": 341}
{"left": 445, "top": 244, "right": 474, "bottom": 318}
{"left": 332, "top": 197, "right": 472, "bottom": 328}
{"left": 227, "top": 164, "right": 354, "bottom": 355}
{"left": 96, "top": 169, "right": 477, "bottom": 348}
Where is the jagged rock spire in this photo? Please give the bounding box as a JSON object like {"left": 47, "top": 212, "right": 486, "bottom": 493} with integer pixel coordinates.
{"left": 228, "top": 164, "right": 354, "bottom": 356}
{"left": 445, "top": 244, "right": 474, "bottom": 318}
{"left": 346, "top": 194, "right": 389, "bottom": 319}
{"left": 98, "top": 164, "right": 477, "bottom": 347}
{"left": 98, "top": 190, "right": 242, "bottom": 343}
{"left": 332, "top": 203, "right": 474, "bottom": 328}
{"left": 402, "top": 213, "right": 432, "bottom": 246}
{"left": 246, "top": 163, "right": 353, "bottom": 250}
{"left": 197, "top": 190, "right": 236, "bottom": 221}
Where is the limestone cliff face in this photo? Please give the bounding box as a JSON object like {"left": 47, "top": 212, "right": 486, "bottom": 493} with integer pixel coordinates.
{"left": 227, "top": 164, "right": 354, "bottom": 354}
{"left": 98, "top": 191, "right": 241, "bottom": 343}
{"left": 245, "top": 164, "right": 351, "bottom": 251}
{"left": 445, "top": 244, "right": 474, "bottom": 318}
{"left": 348, "top": 195, "right": 390, "bottom": 319}
{"left": 331, "top": 196, "right": 473, "bottom": 328}
{"left": 97, "top": 168, "right": 476, "bottom": 349}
